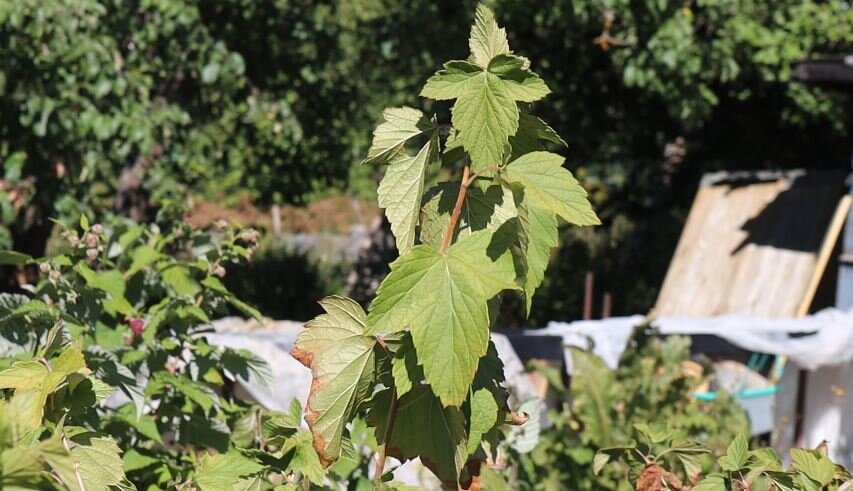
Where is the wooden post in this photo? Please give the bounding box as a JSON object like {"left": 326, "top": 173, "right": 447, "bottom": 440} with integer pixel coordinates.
{"left": 602, "top": 292, "right": 612, "bottom": 319}
{"left": 271, "top": 204, "right": 282, "bottom": 236}
{"left": 583, "top": 271, "right": 594, "bottom": 320}
{"left": 789, "top": 195, "right": 851, "bottom": 447}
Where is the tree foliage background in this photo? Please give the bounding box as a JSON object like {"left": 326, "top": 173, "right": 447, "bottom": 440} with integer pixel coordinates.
{"left": 2, "top": 0, "right": 851, "bottom": 319}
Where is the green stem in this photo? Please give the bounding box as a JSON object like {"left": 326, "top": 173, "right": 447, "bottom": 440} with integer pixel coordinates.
{"left": 439, "top": 162, "right": 471, "bottom": 254}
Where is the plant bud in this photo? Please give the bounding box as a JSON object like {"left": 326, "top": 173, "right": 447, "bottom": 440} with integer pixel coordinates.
{"left": 239, "top": 229, "right": 260, "bottom": 243}
{"left": 49, "top": 269, "right": 61, "bottom": 282}
{"left": 91, "top": 223, "right": 104, "bottom": 235}
{"left": 66, "top": 233, "right": 80, "bottom": 247}
{"left": 213, "top": 265, "right": 226, "bottom": 278}
{"left": 128, "top": 318, "right": 145, "bottom": 336}
{"left": 86, "top": 248, "right": 99, "bottom": 262}
{"left": 83, "top": 232, "right": 99, "bottom": 248}
{"left": 39, "top": 262, "right": 51, "bottom": 274}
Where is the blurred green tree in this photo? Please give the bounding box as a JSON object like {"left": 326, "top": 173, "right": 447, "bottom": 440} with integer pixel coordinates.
{"left": 2, "top": 0, "right": 851, "bottom": 318}
{"left": 0, "top": 0, "right": 471, "bottom": 257}
{"left": 491, "top": 0, "right": 853, "bottom": 321}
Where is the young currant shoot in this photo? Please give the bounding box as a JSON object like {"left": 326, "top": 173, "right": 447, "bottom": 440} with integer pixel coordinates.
{"left": 292, "top": 4, "right": 599, "bottom": 488}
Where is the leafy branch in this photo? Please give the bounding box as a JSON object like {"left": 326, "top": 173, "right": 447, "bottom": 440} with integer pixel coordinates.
{"left": 292, "top": 3, "right": 599, "bottom": 487}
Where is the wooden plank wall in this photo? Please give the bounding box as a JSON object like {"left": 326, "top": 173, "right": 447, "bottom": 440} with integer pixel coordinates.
{"left": 654, "top": 171, "right": 847, "bottom": 318}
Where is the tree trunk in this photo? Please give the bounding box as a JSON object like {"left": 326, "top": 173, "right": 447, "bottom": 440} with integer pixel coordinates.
{"left": 114, "top": 144, "right": 164, "bottom": 222}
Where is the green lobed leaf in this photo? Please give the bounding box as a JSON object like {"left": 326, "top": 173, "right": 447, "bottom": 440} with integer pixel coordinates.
{"left": 127, "top": 245, "right": 162, "bottom": 276}
{"left": 468, "top": 4, "right": 510, "bottom": 68}
{"left": 262, "top": 399, "right": 303, "bottom": 447}
{"left": 419, "top": 61, "right": 482, "bottom": 101}
{"left": 419, "top": 182, "right": 518, "bottom": 248}
{"left": 227, "top": 295, "right": 264, "bottom": 321}
{"left": 692, "top": 474, "right": 730, "bottom": 491}
{"left": 291, "top": 296, "right": 376, "bottom": 466}
{"left": 369, "top": 387, "right": 467, "bottom": 487}
{"left": 0, "top": 446, "right": 43, "bottom": 486}
{"left": 194, "top": 451, "right": 264, "bottom": 491}
{"left": 790, "top": 448, "right": 835, "bottom": 485}
{"left": 76, "top": 264, "right": 126, "bottom": 299}
{"left": 593, "top": 446, "right": 635, "bottom": 475}
{"left": 633, "top": 422, "right": 673, "bottom": 444}
{"left": 362, "top": 107, "right": 436, "bottom": 166}
{"left": 235, "top": 476, "right": 265, "bottom": 491}
{"left": 366, "top": 230, "right": 517, "bottom": 406}
{"left": 511, "top": 184, "right": 558, "bottom": 314}
{"left": 718, "top": 433, "right": 749, "bottom": 471}
{"left": 112, "top": 404, "right": 163, "bottom": 444}
{"left": 677, "top": 453, "right": 704, "bottom": 480}
{"left": 0, "top": 361, "right": 49, "bottom": 392}
{"left": 147, "top": 372, "right": 218, "bottom": 414}
{"left": 502, "top": 152, "right": 598, "bottom": 312}
{"left": 749, "top": 447, "right": 783, "bottom": 472}
{"left": 390, "top": 334, "right": 423, "bottom": 397}
{"left": 466, "top": 342, "right": 506, "bottom": 456}
{"left": 421, "top": 7, "right": 551, "bottom": 171}
{"left": 6, "top": 389, "right": 44, "bottom": 433}
{"left": 496, "top": 62, "right": 551, "bottom": 102}
{"left": 466, "top": 387, "right": 500, "bottom": 456}
{"left": 509, "top": 113, "right": 567, "bottom": 159}
{"left": 69, "top": 435, "right": 127, "bottom": 491}
{"left": 450, "top": 71, "right": 519, "bottom": 171}
{"left": 160, "top": 264, "right": 200, "bottom": 296}
{"left": 378, "top": 132, "right": 438, "bottom": 255}
{"left": 282, "top": 431, "right": 326, "bottom": 484}
{"left": 765, "top": 471, "right": 796, "bottom": 491}
{"left": 39, "top": 431, "right": 127, "bottom": 491}
{"left": 54, "top": 345, "right": 88, "bottom": 374}
{"left": 795, "top": 474, "right": 822, "bottom": 491}
{"left": 0, "top": 251, "right": 31, "bottom": 265}
{"left": 502, "top": 151, "right": 599, "bottom": 226}
{"left": 478, "top": 465, "right": 512, "bottom": 491}
{"left": 0, "top": 347, "right": 89, "bottom": 429}
{"left": 221, "top": 348, "right": 273, "bottom": 387}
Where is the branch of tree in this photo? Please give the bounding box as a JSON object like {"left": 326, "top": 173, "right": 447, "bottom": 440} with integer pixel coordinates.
{"left": 439, "top": 162, "right": 471, "bottom": 254}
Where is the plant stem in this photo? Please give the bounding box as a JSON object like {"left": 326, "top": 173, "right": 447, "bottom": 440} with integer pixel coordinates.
{"left": 439, "top": 162, "right": 472, "bottom": 254}
{"left": 374, "top": 389, "right": 400, "bottom": 482}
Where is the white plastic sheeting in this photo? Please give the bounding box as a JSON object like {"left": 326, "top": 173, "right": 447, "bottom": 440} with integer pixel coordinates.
{"left": 207, "top": 318, "right": 538, "bottom": 411}
{"left": 540, "top": 307, "right": 853, "bottom": 372}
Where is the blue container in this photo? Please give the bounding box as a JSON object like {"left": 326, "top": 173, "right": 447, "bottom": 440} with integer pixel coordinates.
{"left": 694, "top": 386, "right": 778, "bottom": 435}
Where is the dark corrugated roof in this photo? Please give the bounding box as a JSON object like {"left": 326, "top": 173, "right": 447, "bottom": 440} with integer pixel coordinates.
{"left": 791, "top": 56, "right": 853, "bottom": 91}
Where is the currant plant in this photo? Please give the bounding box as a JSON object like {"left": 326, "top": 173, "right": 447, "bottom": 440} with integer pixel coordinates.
{"left": 292, "top": 4, "right": 598, "bottom": 488}
{"left": 0, "top": 210, "right": 328, "bottom": 489}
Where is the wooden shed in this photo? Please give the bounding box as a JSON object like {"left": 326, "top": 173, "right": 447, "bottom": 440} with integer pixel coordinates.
{"left": 653, "top": 170, "right": 850, "bottom": 318}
